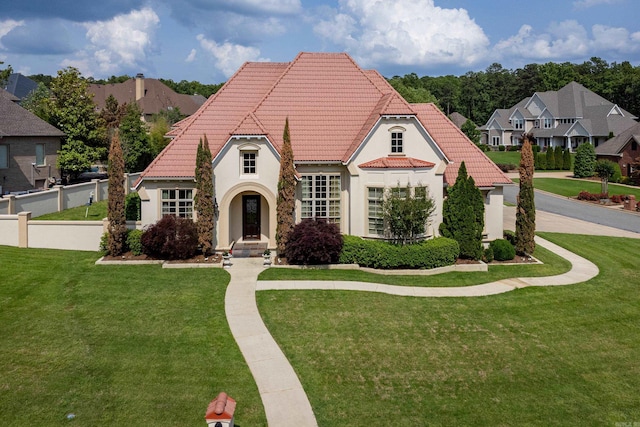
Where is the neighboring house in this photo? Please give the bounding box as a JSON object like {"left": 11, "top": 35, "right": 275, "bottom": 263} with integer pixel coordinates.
{"left": 89, "top": 74, "right": 207, "bottom": 121}
{"left": 0, "top": 88, "right": 64, "bottom": 194}
{"left": 595, "top": 121, "right": 640, "bottom": 177}
{"left": 135, "top": 52, "right": 512, "bottom": 251}
{"left": 3, "top": 73, "right": 38, "bottom": 101}
{"left": 448, "top": 112, "right": 470, "bottom": 129}
{"left": 481, "top": 81, "right": 637, "bottom": 151}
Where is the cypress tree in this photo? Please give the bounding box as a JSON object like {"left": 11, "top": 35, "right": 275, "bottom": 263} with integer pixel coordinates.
{"left": 194, "top": 135, "right": 215, "bottom": 255}
{"left": 107, "top": 131, "right": 127, "bottom": 256}
{"left": 276, "top": 118, "right": 297, "bottom": 255}
{"left": 516, "top": 133, "right": 536, "bottom": 255}
{"left": 562, "top": 148, "right": 571, "bottom": 170}
{"left": 545, "top": 146, "right": 555, "bottom": 170}
{"left": 554, "top": 146, "right": 563, "bottom": 170}
{"left": 439, "top": 162, "right": 484, "bottom": 260}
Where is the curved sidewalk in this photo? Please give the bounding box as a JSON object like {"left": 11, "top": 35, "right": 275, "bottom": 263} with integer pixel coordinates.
{"left": 226, "top": 235, "right": 599, "bottom": 426}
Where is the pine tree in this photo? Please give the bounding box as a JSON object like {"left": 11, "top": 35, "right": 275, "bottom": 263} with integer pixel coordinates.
{"left": 194, "top": 135, "right": 215, "bottom": 255}
{"left": 276, "top": 118, "right": 297, "bottom": 255}
{"left": 107, "top": 131, "right": 127, "bottom": 256}
{"left": 516, "top": 133, "right": 536, "bottom": 255}
{"left": 439, "top": 162, "right": 484, "bottom": 260}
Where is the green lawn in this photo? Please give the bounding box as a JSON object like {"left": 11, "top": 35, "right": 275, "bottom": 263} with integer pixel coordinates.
{"left": 257, "top": 233, "right": 640, "bottom": 426}
{"left": 0, "top": 247, "right": 266, "bottom": 426}
{"left": 33, "top": 200, "right": 108, "bottom": 220}
{"left": 531, "top": 178, "right": 640, "bottom": 199}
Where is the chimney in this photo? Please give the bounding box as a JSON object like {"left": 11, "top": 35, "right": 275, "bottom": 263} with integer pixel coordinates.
{"left": 135, "top": 73, "right": 145, "bottom": 101}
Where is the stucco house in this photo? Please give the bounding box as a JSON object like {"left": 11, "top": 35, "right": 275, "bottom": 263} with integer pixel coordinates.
{"left": 481, "top": 81, "right": 637, "bottom": 151}
{"left": 0, "top": 88, "right": 64, "bottom": 194}
{"left": 595, "top": 121, "right": 640, "bottom": 177}
{"left": 135, "top": 52, "right": 511, "bottom": 251}
{"left": 89, "top": 74, "right": 207, "bottom": 122}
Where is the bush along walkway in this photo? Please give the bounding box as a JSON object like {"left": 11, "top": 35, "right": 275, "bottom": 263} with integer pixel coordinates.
{"left": 226, "top": 235, "right": 598, "bottom": 426}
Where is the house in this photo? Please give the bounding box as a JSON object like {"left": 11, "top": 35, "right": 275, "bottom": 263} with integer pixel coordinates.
{"left": 481, "top": 82, "right": 637, "bottom": 151}
{"left": 135, "top": 52, "right": 512, "bottom": 251}
{"left": 0, "top": 88, "right": 65, "bottom": 194}
{"left": 3, "top": 73, "right": 38, "bottom": 101}
{"left": 88, "top": 74, "right": 207, "bottom": 122}
{"left": 448, "top": 112, "right": 470, "bottom": 129}
{"left": 595, "top": 121, "right": 640, "bottom": 177}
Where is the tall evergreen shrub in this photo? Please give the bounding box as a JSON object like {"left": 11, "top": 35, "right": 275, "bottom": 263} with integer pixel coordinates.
{"left": 276, "top": 118, "right": 297, "bottom": 255}
{"left": 516, "top": 133, "right": 536, "bottom": 255}
{"left": 194, "top": 135, "right": 215, "bottom": 255}
{"left": 107, "top": 131, "right": 127, "bottom": 255}
{"left": 574, "top": 143, "right": 596, "bottom": 178}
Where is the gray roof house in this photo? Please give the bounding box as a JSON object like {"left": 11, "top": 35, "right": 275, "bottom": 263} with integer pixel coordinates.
{"left": 595, "top": 121, "right": 640, "bottom": 177}
{"left": 0, "top": 88, "right": 65, "bottom": 194}
{"left": 3, "top": 73, "right": 38, "bottom": 101}
{"left": 481, "top": 81, "right": 637, "bottom": 152}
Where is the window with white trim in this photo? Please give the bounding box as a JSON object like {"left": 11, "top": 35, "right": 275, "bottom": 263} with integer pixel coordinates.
{"left": 0, "top": 145, "right": 7, "bottom": 169}
{"left": 161, "top": 189, "right": 193, "bottom": 218}
{"left": 36, "top": 143, "right": 46, "bottom": 166}
{"left": 301, "top": 174, "right": 341, "bottom": 224}
{"left": 242, "top": 151, "right": 257, "bottom": 174}
{"left": 513, "top": 118, "right": 523, "bottom": 130}
{"left": 368, "top": 187, "right": 384, "bottom": 235}
{"left": 543, "top": 118, "right": 553, "bottom": 129}
{"left": 492, "top": 136, "right": 500, "bottom": 146}
{"left": 391, "top": 131, "right": 403, "bottom": 153}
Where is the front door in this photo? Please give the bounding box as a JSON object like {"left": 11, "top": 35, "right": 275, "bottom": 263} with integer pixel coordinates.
{"left": 242, "top": 195, "right": 260, "bottom": 240}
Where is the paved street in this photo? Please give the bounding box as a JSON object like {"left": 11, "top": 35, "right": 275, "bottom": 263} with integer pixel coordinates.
{"left": 504, "top": 175, "right": 640, "bottom": 234}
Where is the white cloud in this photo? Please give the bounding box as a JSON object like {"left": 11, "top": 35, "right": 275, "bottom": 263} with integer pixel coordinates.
{"left": 186, "top": 48, "right": 197, "bottom": 62}
{"left": 313, "top": 0, "right": 490, "bottom": 69}
{"left": 573, "top": 0, "right": 622, "bottom": 9}
{"left": 494, "top": 20, "right": 640, "bottom": 61}
{"left": 196, "top": 34, "right": 267, "bottom": 77}
{"left": 81, "top": 7, "right": 160, "bottom": 75}
{"left": 0, "top": 19, "right": 24, "bottom": 49}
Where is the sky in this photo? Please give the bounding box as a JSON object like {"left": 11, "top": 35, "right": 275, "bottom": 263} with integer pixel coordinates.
{"left": 1, "top": 0, "right": 639, "bottom": 85}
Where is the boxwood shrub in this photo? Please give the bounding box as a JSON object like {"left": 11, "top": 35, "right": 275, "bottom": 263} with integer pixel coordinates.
{"left": 489, "top": 238, "right": 516, "bottom": 261}
{"left": 339, "top": 235, "right": 459, "bottom": 269}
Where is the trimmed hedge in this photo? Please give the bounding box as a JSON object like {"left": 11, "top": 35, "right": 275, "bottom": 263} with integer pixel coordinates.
{"left": 339, "top": 235, "right": 459, "bottom": 269}
{"left": 489, "top": 238, "right": 516, "bottom": 261}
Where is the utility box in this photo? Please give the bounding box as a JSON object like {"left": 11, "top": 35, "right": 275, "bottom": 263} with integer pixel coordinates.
{"left": 624, "top": 195, "right": 636, "bottom": 211}
{"left": 205, "top": 392, "right": 236, "bottom": 427}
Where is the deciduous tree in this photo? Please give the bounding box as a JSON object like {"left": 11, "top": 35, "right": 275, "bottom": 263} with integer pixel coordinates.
{"left": 383, "top": 184, "right": 436, "bottom": 245}
{"left": 276, "top": 118, "right": 297, "bottom": 255}
{"left": 460, "top": 119, "right": 481, "bottom": 145}
{"left": 119, "top": 103, "right": 153, "bottom": 172}
{"left": 516, "top": 133, "right": 536, "bottom": 255}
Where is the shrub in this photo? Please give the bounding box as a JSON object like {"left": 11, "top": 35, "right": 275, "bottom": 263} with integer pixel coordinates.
{"left": 612, "top": 162, "right": 622, "bottom": 183}
{"left": 496, "top": 163, "right": 518, "bottom": 172}
{"left": 478, "top": 144, "right": 490, "bottom": 152}
{"left": 125, "top": 192, "right": 141, "bottom": 221}
{"left": 99, "top": 231, "right": 109, "bottom": 255}
{"left": 141, "top": 215, "right": 198, "bottom": 260}
{"left": 503, "top": 230, "right": 517, "bottom": 246}
{"left": 285, "top": 218, "right": 343, "bottom": 265}
{"left": 126, "top": 229, "right": 144, "bottom": 255}
{"left": 532, "top": 144, "right": 541, "bottom": 153}
{"left": 498, "top": 145, "right": 506, "bottom": 151}
{"left": 483, "top": 246, "right": 494, "bottom": 263}
{"left": 574, "top": 143, "right": 596, "bottom": 178}
{"left": 489, "top": 239, "right": 516, "bottom": 261}
{"left": 577, "top": 191, "right": 610, "bottom": 201}
{"left": 339, "top": 235, "right": 459, "bottom": 269}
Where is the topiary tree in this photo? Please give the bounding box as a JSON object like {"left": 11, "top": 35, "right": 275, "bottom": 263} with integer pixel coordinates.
{"left": 285, "top": 218, "right": 343, "bottom": 265}
{"left": 562, "top": 148, "right": 571, "bottom": 170}
{"left": 383, "top": 184, "right": 435, "bottom": 245}
{"left": 276, "top": 118, "right": 297, "bottom": 255}
{"left": 194, "top": 135, "right": 215, "bottom": 255}
{"left": 554, "top": 146, "right": 563, "bottom": 170}
{"left": 545, "top": 146, "right": 556, "bottom": 170}
{"left": 595, "top": 159, "right": 616, "bottom": 195}
{"left": 107, "top": 131, "right": 127, "bottom": 256}
{"left": 439, "top": 162, "right": 484, "bottom": 260}
{"left": 574, "top": 142, "right": 596, "bottom": 178}
{"left": 515, "top": 133, "right": 536, "bottom": 255}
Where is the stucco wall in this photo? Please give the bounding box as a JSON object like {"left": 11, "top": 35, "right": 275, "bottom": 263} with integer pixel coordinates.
{"left": 28, "top": 220, "right": 106, "bottom": 251}
{"left": 0, "top": 215, "right": 19, "bottom": 246}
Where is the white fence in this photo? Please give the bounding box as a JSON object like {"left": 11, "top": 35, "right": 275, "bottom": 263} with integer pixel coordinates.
{"left": 0, "top": 173, "right": 141, "bottom": 251}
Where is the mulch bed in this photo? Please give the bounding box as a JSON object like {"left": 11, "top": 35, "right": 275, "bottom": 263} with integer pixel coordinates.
{"left": 102, "top": 252, "right": 222, "bottom": 264}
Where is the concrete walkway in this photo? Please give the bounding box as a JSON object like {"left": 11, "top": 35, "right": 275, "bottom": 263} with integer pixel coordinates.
{"left": 226, "top": 233, "right": 602, "bottom": 426}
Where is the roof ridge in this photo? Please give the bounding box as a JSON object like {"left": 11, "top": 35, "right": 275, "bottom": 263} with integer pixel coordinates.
{"left": 248, "top": 53, "right": 302, "bottom": 116}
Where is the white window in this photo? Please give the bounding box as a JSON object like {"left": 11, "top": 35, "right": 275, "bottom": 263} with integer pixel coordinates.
{"left": 391, "top": 131, "right": 403, "bottom": 153}
{"left": 368, "top": 187, "right": 384, "bottom": 235}
{"left": 513, "top": 119, "right": 523, "bottom": 130}
{"left": 35, "top": 143, "right": 46, "bottom": 166}
{"left": 161, "top": 189, "right": 193, "bottom": 218}
{"left": 242, "top": 151, "right": 257, "bottom": 174}
{"left": 492, "top": 136, "right": 500, "bottom": 146}
{"left": 0, "top": 145, "right": 7, "bottom": 169}
{"left": 543, "top": 118, "right": 553, "bottom": 129}
{"left": 301, "top": 174, "right": 341, "bottom": 224}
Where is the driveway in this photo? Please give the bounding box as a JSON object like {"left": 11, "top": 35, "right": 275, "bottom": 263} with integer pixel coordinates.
{"left": 503, "top": 172, "right": 640, "bottom": 237}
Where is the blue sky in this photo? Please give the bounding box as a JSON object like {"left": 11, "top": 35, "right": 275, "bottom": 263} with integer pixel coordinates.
{"left": 1, "top": 0, "right": 639, "bottom": 84}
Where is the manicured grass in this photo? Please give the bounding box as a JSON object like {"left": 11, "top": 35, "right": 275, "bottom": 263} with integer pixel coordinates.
{"left": 33, "top": 200, "right": 108, "bottom": 220}
{"left": 257, "top": 233, "right": 640, "bottom": 426}
{"left": 531, "top": 178, "right": 640, "bottom": 199}
{"left": 258, "top": 243, "right": 570, "bottom": 287}
{"left": 0, "top": 247, "right": 266, "bottom": 426}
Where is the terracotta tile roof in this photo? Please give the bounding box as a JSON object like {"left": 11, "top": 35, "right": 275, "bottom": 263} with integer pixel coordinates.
{"left": 359, "top": 156, "right": 435, "bottom": 169}
{"left": 205, "top": 392, "right": 236, "bottom": 421}
{"left": 139, "top": 52, "right": 511, "bottom": 189}
{"left": 413, "top": 103, "right": 513, "bottom": 187}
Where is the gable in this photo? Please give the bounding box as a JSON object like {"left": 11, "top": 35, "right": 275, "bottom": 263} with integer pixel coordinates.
{"left": 525, "top": 94, "right": 547, "bottom": 116}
